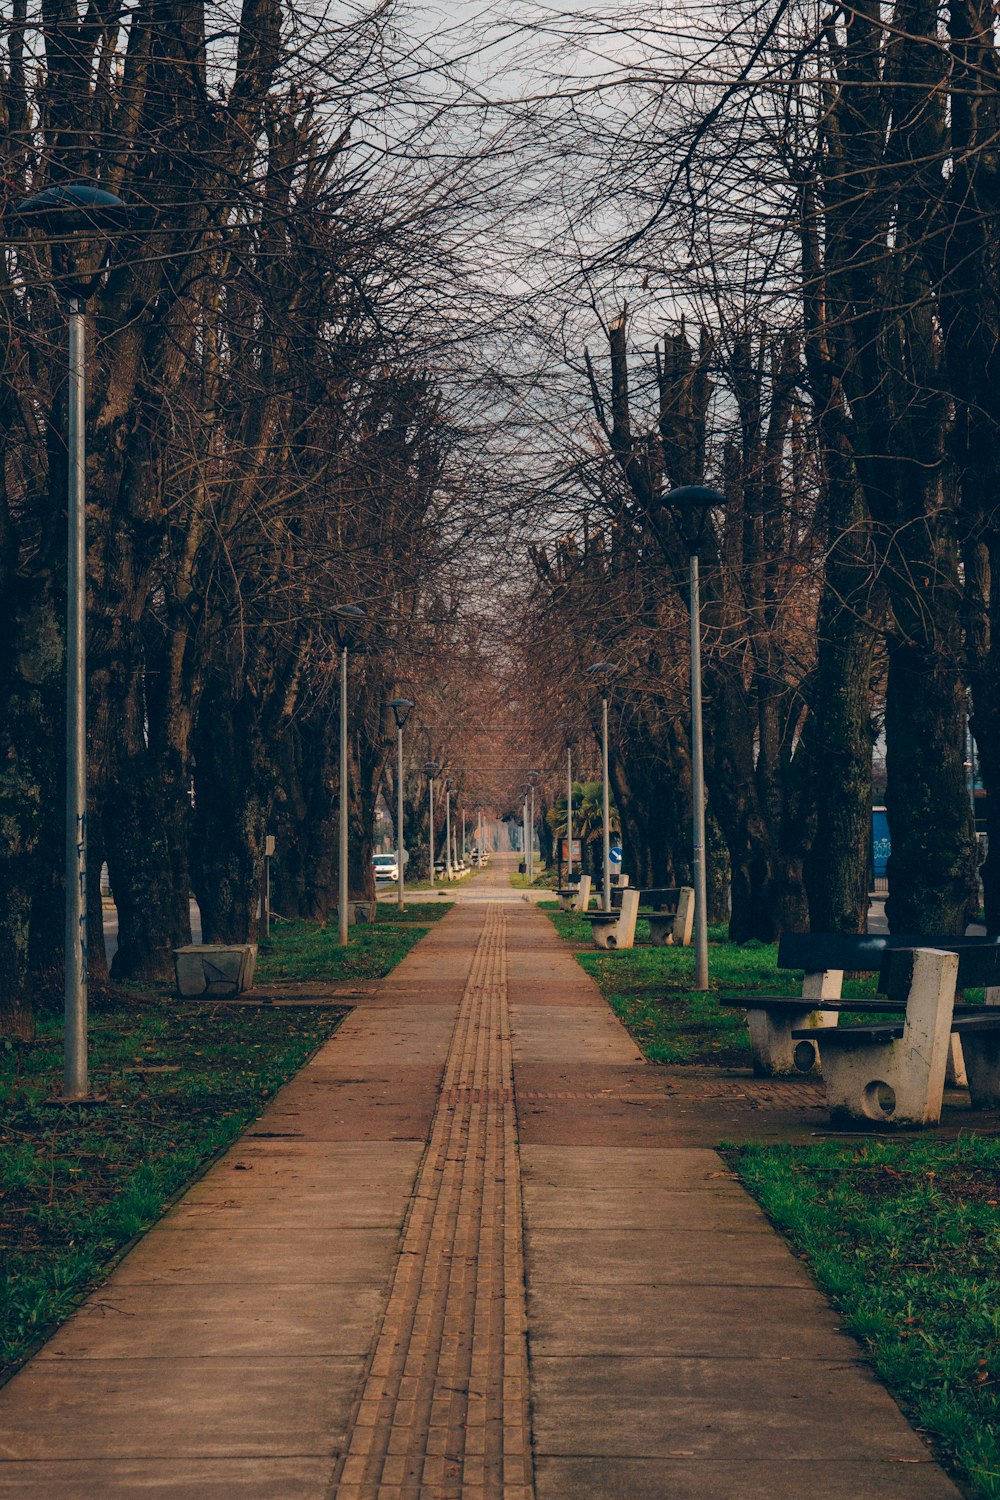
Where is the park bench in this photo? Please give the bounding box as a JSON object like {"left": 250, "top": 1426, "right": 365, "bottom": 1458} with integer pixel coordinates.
{"left": 580, "top": 887, "right": 640, "bottom": 949}
{"left": 795, "top": 945, "right": 1000, "bottom": 1126}
{"left": 557, "top": 874, "right": 592, "bottom": 912}
{"left": 719, "top": 931, "right": 1000, "bottom": 1078}
{"left": 612, "top": 885, "right": 695, "bottom": 947}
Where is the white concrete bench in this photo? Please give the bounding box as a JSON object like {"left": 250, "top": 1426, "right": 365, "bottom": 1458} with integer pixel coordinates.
{"left": 795, "top": 948, "right": 959, "bottom": 1127}
{"left": 718, "top": 932, "right": 998, "bottom": 1079}
{"left": 645, "top": 888, "right": 696, "bottom": 948}
{"left": 580, "top": 888, "right": 640, "bottom": 950}
{"left": 557, "top": 874, "right": 592, "bottom": 913}
{"left": 174, "top": 943, "right": 257, "bottom": 999}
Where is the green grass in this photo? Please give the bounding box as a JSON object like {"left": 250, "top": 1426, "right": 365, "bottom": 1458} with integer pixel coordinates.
{"left": 732, "top": 1135, "right": 1000, "bottom": 1499}
{"left": 541, "top": 909, "right": 885, "bottom": 1064}
{"left": 256, "top": 902, "right": 451, "bottom": 985}
{"left": 0, "top": 902, "right": 449, "bottom": 1382}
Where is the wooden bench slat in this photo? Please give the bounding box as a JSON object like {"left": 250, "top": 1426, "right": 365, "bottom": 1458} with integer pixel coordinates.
{"left": 793, "top": 1022, "right": 905, "bottom": 1044}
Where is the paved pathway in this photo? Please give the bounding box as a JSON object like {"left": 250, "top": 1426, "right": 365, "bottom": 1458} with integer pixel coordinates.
{"left": 0, "top": 862, "right": 962, "bottom": 1497}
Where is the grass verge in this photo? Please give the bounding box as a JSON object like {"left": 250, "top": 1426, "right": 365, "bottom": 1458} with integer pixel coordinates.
{"left": 1, "top": 902, "right": 449, "bottom": 1383}
{"left": 256, "top": 901, "right": 452, "bottom": 984}
{"left": 732, "top": 1135, "right": 1000, "bottom": 1499}
{"left": 540, "top": 907, "right": 887, "bottom": 1064}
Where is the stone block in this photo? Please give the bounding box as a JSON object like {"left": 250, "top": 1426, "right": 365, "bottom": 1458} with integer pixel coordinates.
{"left": 174, "top": 944, "right": 258, "bottom": 999}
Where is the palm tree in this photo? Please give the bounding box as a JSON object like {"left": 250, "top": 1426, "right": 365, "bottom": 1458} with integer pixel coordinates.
{"left": 548, "top": 781, "right": 618, "bottom": 875}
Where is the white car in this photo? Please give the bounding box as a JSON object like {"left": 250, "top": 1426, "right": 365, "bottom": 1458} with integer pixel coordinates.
{"left": 372, "top": 853, "right": 399, "bottom": 881}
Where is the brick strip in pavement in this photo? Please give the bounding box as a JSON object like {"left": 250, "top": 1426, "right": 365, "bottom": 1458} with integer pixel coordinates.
{"left": 334, "top": 900, "right": 534, "bottom": 1500}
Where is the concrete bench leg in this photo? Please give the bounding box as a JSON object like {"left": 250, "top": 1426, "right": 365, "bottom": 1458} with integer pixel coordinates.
{"left": 672, "top": 886, "right": 695, "bottom": 947}
{"left": 961, "top": 1032, "right": 1000, "bottom": 1108}
{"left": 945, "top": 1034, "right": 968, "bottom": 1088}
{"left": 746, "top": 1007, "right": 838, "bottom": 1077}
{"left": 646, "top": 915, "right": 674, "bottom": 947}
{"left": 608, "top": 889, "right": 640, "bottom": 950}
{"left": 573, "top": 875, "right": 592, "bottom": 913}
{"left": 745, "top": 967, "right": 842, "bottom": 1077}
{"left": 819, "top": 948, "right": 958, "bottom": 1126}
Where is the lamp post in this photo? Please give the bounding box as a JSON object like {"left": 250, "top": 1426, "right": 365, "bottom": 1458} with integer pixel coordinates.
{"left": 566, "top": 745, "right": 574, "bottom": 881}
{"left": 663, "top": 485, "right": 724, "bottom": 991}
{"left": 423, "top": 762, "right": 439, "bottom": 882}
{"left": 388, "top": 699, "right": 414, "bottom": 911}
{"left": 527, "top": 769, "right": 540, "bottom": 882}
{"left": 587, "top": 662, "right": 619, "bottom": 911}
{"left": 333, "top": 604, "right": 366, "bottom": 945}
{"left": 444, "top": 782, "right": 454, "bottom": 880}
{"left": 13, "top": 183, "right": 132, "bottom": 1101}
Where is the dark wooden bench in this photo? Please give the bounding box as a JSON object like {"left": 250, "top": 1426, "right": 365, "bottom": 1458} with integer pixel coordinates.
{"left": 793, "top": 945, "right": 1000, "bottom": 1124}
{"left": 719, "top": 932, "right": 1000, "bottom": 1077}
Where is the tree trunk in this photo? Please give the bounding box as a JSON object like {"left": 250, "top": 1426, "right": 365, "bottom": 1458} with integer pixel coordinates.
{"left": 884, "top": 638, "right": 979, "bottom": 933}
{"left": 190, "top": 690, "right": 270, "bottom": 943}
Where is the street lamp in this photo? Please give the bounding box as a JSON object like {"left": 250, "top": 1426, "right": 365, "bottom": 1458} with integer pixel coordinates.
{"left": 663, "top": 484, "right": 725, "bottom": 991}
{"left": 333, "top": 603, "right": 366, "bottom": 945}
{"left": 13, "top": 183, "right": 132, "bottom": 1101}
{"left": 587, "top": 662, "right": 619, "bottom": 911}
{"left": 423, "top": 762, "right": 440, "bottom": 882}
{"left": 388, "top": 699, "right": 414, "bottom": 911}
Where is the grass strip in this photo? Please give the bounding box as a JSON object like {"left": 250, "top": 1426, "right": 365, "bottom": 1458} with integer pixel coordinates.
{"left": 540, "top": 906, "right": 888, "bottom": 1064}
{"left": 1, "top": 902, "right": 449, "bottom": 1381}
{"left": 732, "top": 1135, "right": 1000, "bottom": 1499}
{"left": 256, "top": 901, "right": 452, "bottom": 984}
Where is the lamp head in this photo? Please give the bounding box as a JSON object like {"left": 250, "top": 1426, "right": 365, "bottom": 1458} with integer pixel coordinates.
{"left": 586, "top": 661, "right": 619, "bottom": 692}
{"left": 422, "top": 760, "right": 439, "bottom": 776}
{"left": 13, "top": 182, "right": 134, "bottom": 300}
{"left": 388, "top": 697, "right": 414, "bottom": 730}
{"left": 662, "top": 484, "right": 725, "bottom": 555}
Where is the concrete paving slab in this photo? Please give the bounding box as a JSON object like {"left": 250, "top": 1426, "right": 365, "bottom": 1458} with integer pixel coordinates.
{"left": 109, "top": 1226, "right": 399, "bottom": 1285}
{"left": 0, "top": 1457, "right": 337, "bottom": 1498}
{"left": 530, "top": 1354, "right": 943, "bottom": 1462}
{"left": 527, "top": 1283, "right": 855, "bottom": 1359}
{"left": 36, "top": 1283, "right": 385, "bottom": 1360}
{"left": 522, "top": 1182, "right": 773, "bottom": 1231}
{"left": 525, "top": 1227, "right": 815, "bottom": 1287}
{"left": 166, "top": 1186, "right": 409, "bottom": 1230}
{"left": 534, "top": 1456, "right": 962, "bottom": 1499}
{"left": 520, "top": 1143, "right": 739, "bottom": 1189}
{"left": 0, "top": 1356, "right": 364, "bottom": 1460}
{"left": 509, "top": 1005, "right": 643, "bottom": 1064}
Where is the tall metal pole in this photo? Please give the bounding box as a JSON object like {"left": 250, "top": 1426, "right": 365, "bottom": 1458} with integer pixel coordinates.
{"left": 445, "top": 791, "right": 453, "bottom": 879}
{"left": 523, "top": 796, "right": 528, "bottom": 872}
{"left": 602, "top": 695, "right": 611, "bottom": 912}
{"left": 462, "top": 806, "right": 466, "bottom": 865}
{"left": 690, "top": 553, "right": 709, "bottom": 989}
{"left": 566, "top": 747, "right": 573, "bottom": 881}
{"left": 428, "top": 774, "right": 435, "bottom": 881}
{"left": 397, "top": 725, "right": 405, "bottom": 911}
{"left": 529, "top": 785, "right": 535, "bottom": 881}
{"left": 65, "top": 297, "right": 88, "bottom": 1100}
{"left": 338, "top": 644, "right": 349, "bottom": 945}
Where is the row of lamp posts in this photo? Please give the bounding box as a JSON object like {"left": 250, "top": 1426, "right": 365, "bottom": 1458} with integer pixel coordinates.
{"left": 11, "top": 174, "right": 721, "bottom": 1104}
